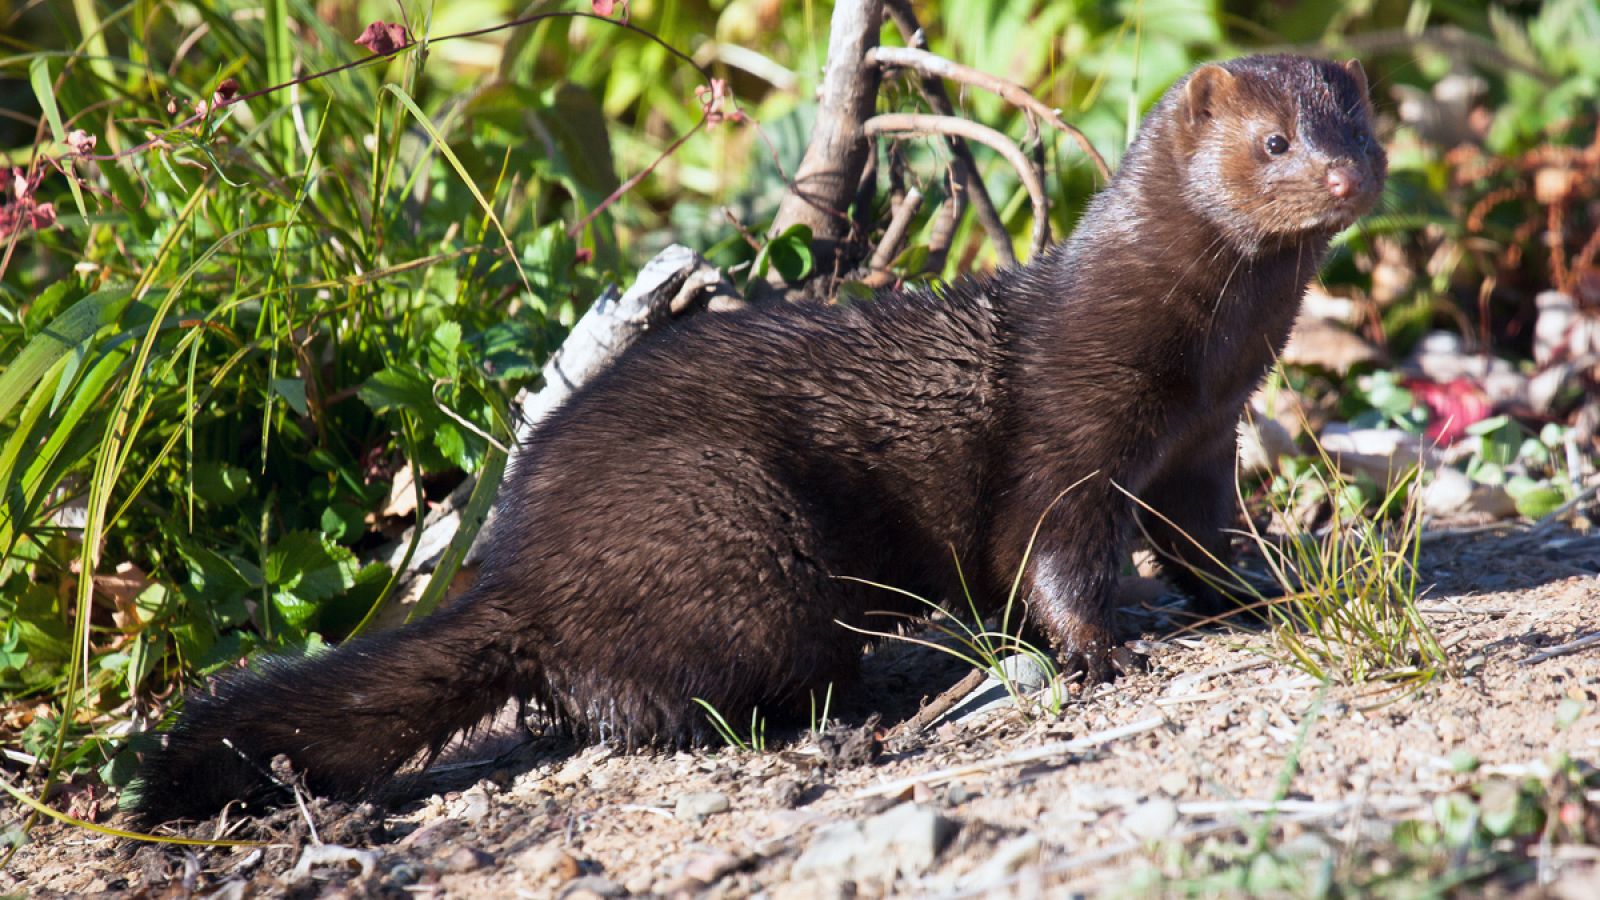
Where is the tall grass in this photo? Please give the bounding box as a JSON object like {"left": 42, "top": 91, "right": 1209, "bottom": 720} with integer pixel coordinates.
{"left": 0, "top": 2, "right": 746, "bottom": 792}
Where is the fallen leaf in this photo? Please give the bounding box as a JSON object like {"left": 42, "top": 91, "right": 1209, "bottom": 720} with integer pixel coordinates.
{"left": 355, "top": 20, "right": 411, "bottom": 55}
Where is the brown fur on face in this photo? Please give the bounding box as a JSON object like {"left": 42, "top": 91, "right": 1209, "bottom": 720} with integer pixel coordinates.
{"left": 1177, "top": 56, "right": 1386, "bottom": 251}
{"left": 130, "top": 55, "right": 1387, "bottom": 825}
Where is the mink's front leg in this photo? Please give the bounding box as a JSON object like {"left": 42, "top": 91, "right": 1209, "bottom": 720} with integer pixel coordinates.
{"left": 1014, "top": 500, "right": 1139, "bottom": 683}
{"left": 1138, "top": 431, "right": 1247, "bottom": 617}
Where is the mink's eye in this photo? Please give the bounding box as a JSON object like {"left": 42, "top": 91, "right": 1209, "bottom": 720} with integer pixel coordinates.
{"left": 1264, "top": 134, "right": 1290, "bottom": 155}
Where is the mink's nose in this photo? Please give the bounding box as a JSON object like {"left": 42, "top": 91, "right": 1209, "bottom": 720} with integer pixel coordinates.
{"left": 1326, "top": 165, "right": 1362, "bottom": 200}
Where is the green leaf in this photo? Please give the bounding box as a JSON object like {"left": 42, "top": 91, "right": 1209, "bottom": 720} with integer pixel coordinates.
{"left": 192, "top": 462, "right": 251, "bottom": 506}
{"left": 178, "top": 544, "right": 258, "bottom": 604}
{"left": 271, "top": 377, "right": 308, "bottom": 416}
{"left": 425, "top": 322, "right": 463, "bottom": 378}
{"left": 29, "top": 57, "right": 88, "bottom": 222}
{"left": 1556, "top": 698, "right": 1584, "bottom": 730}
{"left": 320, "top": 502, "right": 365, "bottom": 541}
{"left": 266, "top": 530, "right": 359, "bottom": 623}
{"left": 13, "top": 584, "right": 70, "bottom": 664}
{"left": 767, "top": 223, "right": 814, "bottom": 283}
{"left": 0, "top": 288, "right": 132, "bottom": 423}
{"left": 359, "top": 365, "right": 434, "bottom": 414}
{"left": 1513, "top": 484, "right": 1566, "bottom": 519}
{"left": 1433, "top": 792, "right": 1479, "bottom": 846}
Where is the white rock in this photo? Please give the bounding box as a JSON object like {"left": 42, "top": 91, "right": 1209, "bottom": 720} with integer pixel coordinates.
{"left": 862, "top": 802, "right": 957, "bottom": 876}
{"left": 792, "top": 804, "right": 957, "bottom": 883}
{"left": 1238, "top": 415, "right": 1295, "bottom": 475}
{"left": 1123, "top": 796, "right": 1180, "bottom": 841}
{"left": 1422, "top": 467, "right": 1475, "bottom": 517}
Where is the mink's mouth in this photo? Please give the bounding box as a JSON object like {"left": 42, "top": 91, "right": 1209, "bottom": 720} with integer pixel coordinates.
{"left": 1311, "top": 191, "right": 1381, "bottom": 231}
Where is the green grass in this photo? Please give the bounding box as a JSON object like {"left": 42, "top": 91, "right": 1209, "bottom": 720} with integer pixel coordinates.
{"left": 0, "top": 2, "right": 727, "bottom": 794}
{"left": 692, "top": 697, "right": 769, "bottom": 753}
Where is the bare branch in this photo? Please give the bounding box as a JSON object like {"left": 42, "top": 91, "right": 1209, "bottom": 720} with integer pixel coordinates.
{"left": 865, "top": 113, "right": 1050, "bottom": 259}
{"left": 881, "top": 0, "right": 1016, "bottom": 268}
{"left": 921, "top": 169, "right": 966, "bottom": 275}
{"left": 868, "top": 45, "right": 1110, "bottom": 181}
{"left": 763, "top": 0, "right": 884, "bottom": 297}
{"left": 866, "top": 186, "right": 923, "bottom": 281}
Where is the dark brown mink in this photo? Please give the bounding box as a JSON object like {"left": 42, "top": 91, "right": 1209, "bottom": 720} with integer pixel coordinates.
{"left": 129, "top": 54, "right": 1385, "bottom": 824}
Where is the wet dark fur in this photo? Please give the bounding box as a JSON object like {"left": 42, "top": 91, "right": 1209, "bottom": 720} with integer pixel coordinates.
{"left": 131, "top": 55, "right": 1385, "bottom": 823}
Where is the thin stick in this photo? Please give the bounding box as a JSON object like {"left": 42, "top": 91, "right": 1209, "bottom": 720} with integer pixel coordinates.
{"left": 922, "top": 169, "right": 965, "bottom": 274}
{"left": 865, "top": 113, "right": 1050, "bottom": 259}
{"left": 887, "top": 667, "right": 988, "bottom": 740}
{"left": 855, "top": 716, "right": 1163, "bottom": 798}
{"left": 868, "top": 186, "right": 923, "bottom": 274}
{"left": 1520, "top": 630, "right": 1600, "bottom": 666}
{"left": 881, "top": 0, "right": 1020, "bottom": 268}
{"left": 868, "top": 46, "right": 1109, "bottom": 180}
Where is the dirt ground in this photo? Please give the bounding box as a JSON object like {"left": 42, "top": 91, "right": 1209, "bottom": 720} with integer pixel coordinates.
{"left": 6, "top": 523, "right": 1600, "bottom": 898}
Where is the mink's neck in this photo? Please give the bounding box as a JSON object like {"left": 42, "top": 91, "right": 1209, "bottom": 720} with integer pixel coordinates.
{"left": 1004, "top": 113, "right": 1332, "bottom": 381}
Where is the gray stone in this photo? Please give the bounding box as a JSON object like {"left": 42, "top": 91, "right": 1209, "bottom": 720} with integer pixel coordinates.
{"left": 675, "top": 790, "right": 731, "bottom": 823}
{"left": 791, "top": 822, "right": 862, "bottom": 879}
{"left": 513, "top": 843, "right": 581, "bottom": 881}
{"left": 442, "top": 846, "right": 493, "bottom": 874}
{"left": 862, "top": 802, "right": 957, "bottom": 875}
{"left": 682, "top": 848, "right": 741, "bottom": 883}
{"left": 947, "top": 655, "right": 1055, "bottom": 724}
{"left": 456, "top": 784, "right": 492, "bottom": 823}
{"left": 559, "top": 875, "right": 627, "bottom": 899}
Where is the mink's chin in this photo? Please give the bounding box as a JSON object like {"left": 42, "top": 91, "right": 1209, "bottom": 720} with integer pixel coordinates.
{"left": 1290, "top": 193, "right": 1380, "bottom": 234}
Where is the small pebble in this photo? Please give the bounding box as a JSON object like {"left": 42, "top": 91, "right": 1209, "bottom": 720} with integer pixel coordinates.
{"left": 442, "top": 846, "right": 493, "bottom": 874}
{"left": 682, "top": 849, "right": 740, "bottom": 883}
{"left": 961, "top": 834, "right": 1042, "bottom": 889}
{"left": 559, "top": 875, "right": 626, "bottom": 898}
{"left": 675, "top": 791, "right": 731, "bottom": 823}
{"left": 1157, "top": 771, "right": 1189, "bottom": 796}
{"left": 513, "top": 843, "right": 582, "bottom": 882}
{"left": 768, "top": 777, "right": 805, "bottom": 808}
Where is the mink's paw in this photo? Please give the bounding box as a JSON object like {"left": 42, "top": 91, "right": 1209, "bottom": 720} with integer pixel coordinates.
{"left": 1060, "top": 640, "right": 1148, "bottom": 686}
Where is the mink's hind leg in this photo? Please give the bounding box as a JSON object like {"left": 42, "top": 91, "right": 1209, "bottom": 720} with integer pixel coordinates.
{"left": 513, "top": 443, "right": 876, "bottom": 747}
{"left": 1138, "top": 436, "right": 1250, "bottom": 618}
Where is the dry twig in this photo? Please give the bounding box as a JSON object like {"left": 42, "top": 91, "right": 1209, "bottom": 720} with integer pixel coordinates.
{"left": 886, "top": 667, "right": 988, "bottom": 739}
{"left": 855, "top": 716, "right": 1163, "bottom": 798}
{"left": 881, "top": 0, "right": 1018, "bottom": 267}
{"left": 867, "top": 45, "right": 1109, "bottom": 181}
{"left": 867, "top": 186, "right": 924, "bottom": 278}
{"left": 1520, "top": 630, "right": 1600, "bottom": 666}
{"left": 865, "top": 113, "right": 1051, "bottom": 259}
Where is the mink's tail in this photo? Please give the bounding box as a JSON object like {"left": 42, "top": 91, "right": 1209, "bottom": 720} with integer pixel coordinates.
{"left": 127, "top": 593, "right": 539, "bottom": 825}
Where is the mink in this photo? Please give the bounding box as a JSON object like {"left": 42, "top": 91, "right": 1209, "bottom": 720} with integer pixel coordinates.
{"left": 130, "top": 54, "right": 1385, "bottom": 823}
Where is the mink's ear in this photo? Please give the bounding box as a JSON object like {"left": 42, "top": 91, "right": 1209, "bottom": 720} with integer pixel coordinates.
{"left": 1183, "top": 64, "right": 1236, "bottom": 127}
{"left": 1343, "top": 59, "right": 1370, "bottom": 99}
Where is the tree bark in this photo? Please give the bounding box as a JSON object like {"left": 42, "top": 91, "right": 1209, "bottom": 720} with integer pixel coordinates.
{"left": 761, "top": 0, "right": 883, "bottom": 299}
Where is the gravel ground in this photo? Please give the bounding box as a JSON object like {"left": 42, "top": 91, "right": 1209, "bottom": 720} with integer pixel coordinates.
{"left": 6, "top": 524, "right": 1600, "bottom": 897}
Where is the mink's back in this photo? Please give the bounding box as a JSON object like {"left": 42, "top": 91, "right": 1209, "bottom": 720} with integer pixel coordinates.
{"left": 469, "top": 278, "right": 1014, "bottom": 741}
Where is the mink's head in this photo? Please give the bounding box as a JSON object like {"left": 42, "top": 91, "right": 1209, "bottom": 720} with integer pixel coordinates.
{"left": 1172, "top": 54, "right": 1386, "bottom": 251}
